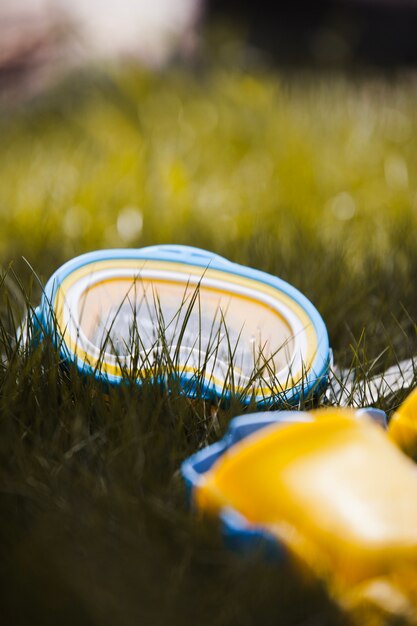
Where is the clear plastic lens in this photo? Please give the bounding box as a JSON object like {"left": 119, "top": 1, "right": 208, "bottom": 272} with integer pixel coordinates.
{"left": 77, "top": 278, "right": 295, "bottom": 379}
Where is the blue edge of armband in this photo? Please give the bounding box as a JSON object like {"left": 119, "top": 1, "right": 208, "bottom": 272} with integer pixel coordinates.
{"left": 181, "top": 407, "right": 387, "bottom": 557}
{"left": 32, "top": 244, "right": 331, "bottom": 407}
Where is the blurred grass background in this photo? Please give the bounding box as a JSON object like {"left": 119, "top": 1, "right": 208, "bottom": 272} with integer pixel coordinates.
{"left": 2, "top": 58, "right": 417, "bottom": 362}
{"left": 1, "top": 38, "right": 417, "bottom": 625}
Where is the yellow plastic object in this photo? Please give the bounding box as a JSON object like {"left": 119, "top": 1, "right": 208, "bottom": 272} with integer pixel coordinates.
{"left": 389, "top": 387, "right": 417, "bottom": 460}
{"left": 196, "top": 409, "right": 417, "bottom": 617}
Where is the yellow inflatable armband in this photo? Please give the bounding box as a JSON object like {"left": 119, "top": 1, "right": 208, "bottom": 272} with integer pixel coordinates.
{"left": 191, "top": 409, "right": 417, "bottom": 619}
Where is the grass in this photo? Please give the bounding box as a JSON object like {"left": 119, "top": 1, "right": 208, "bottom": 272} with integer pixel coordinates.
{"left": 1, "top": 47, "right": 417, "bottom": 625}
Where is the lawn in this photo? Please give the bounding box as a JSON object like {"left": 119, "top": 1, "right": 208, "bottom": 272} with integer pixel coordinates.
{"left": 1, "top": 53, "right": 417, "bottom": 625}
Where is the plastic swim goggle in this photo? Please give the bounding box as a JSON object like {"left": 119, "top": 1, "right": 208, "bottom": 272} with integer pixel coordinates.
{"left": 181, "top": 403, "right": 417, "bottom": 617}
{"left": 27, "top": 245, "right": 330, "bottom": 406}
{"left": 25, "top": 243, "right": 415, "bottom": 407}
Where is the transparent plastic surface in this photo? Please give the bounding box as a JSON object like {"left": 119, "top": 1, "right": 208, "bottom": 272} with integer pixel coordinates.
{"left": 77, "top": 278, "right": 295, "bottom": 379}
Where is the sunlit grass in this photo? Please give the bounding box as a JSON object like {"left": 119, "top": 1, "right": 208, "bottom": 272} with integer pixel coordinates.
{"left": 1, "top": 55, "right": 417, "bottom": 625}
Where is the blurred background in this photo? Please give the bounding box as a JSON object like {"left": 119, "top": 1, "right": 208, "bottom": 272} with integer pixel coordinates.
{"left": 3, "top": 0, "right": 417, "bottom": 93}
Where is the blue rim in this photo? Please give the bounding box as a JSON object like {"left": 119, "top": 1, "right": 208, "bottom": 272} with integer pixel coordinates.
{"left": 37, "top": 245, "right": 331, "bottom": 406}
